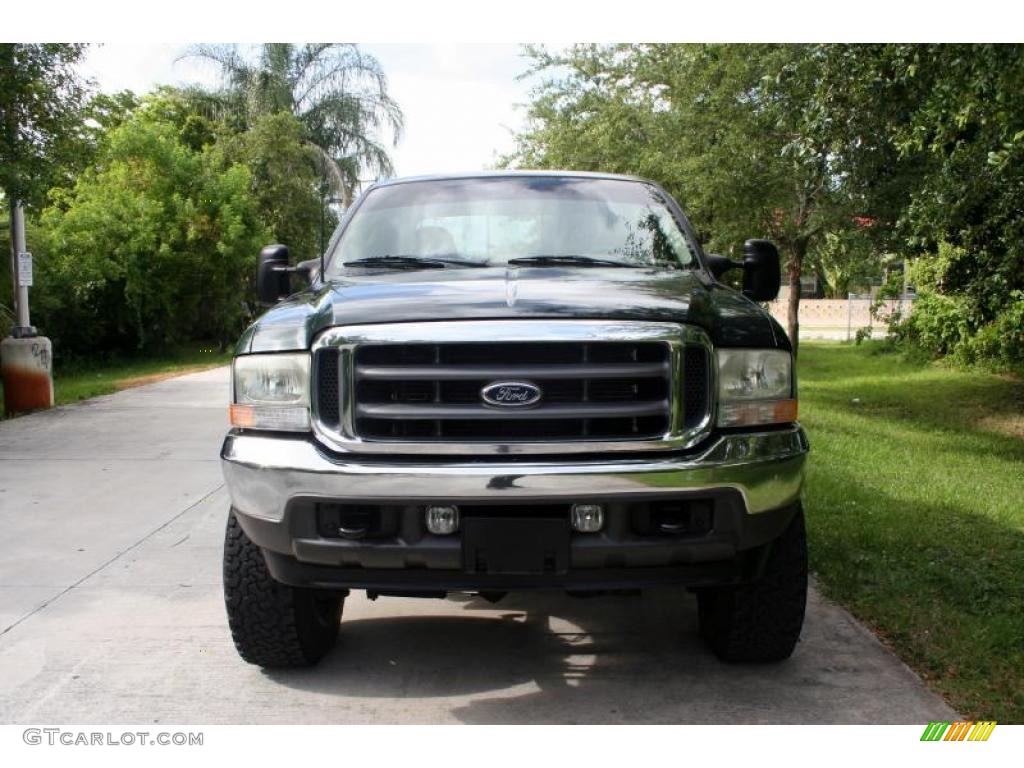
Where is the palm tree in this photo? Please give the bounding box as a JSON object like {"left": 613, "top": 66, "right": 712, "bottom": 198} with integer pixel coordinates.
{"left": 182, "top": 43, "right": 403, "bottom": 203}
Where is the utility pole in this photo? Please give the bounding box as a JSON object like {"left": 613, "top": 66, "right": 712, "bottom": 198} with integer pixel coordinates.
{"left": 2, "top": 198, "right": 54, "bottom": 413}
{"left": 10, "top": 199, "right": 34, "bottom": 335}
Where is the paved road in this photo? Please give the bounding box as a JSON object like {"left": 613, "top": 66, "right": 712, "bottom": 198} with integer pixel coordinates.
{"left": 0, "top": 368, "right": 956, "bottom": 724}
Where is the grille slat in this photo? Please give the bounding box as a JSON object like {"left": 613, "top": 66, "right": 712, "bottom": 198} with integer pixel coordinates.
{"left": 355, "top": 362, "right": 669, "bottom": 381}
{"left": 356, "top": 400, "right": 669, "bottom": 420}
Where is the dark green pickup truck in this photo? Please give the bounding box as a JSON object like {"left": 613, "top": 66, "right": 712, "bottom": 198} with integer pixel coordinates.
{"left": 220, "top": 171, "right": 809, "bottom": 668}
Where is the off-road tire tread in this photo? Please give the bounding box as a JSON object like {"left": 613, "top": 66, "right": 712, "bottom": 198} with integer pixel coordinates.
{"left": 698, "top": 506, "right": 807, "bottom": 662}
{"left": 223, "top": 512, "right": 342, "bottom": 668}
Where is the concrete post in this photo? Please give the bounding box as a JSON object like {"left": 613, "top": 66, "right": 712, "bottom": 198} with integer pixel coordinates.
{"left": 2, "top": 198, "right": 53, "bottom": 413}
{"left": 1, "top": 336, "right": 53, "bottom": 413}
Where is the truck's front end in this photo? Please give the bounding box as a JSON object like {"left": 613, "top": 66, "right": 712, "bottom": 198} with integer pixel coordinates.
{"left": 220, "top": 173, "right": 809, "bottom": 668}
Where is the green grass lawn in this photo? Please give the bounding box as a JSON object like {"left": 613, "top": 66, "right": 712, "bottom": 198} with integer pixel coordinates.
{"left": 799, "top": 341, "right": 1024, "bottom": 722}
{"left": 1, "top": 346, "right": 230, "bottom": 418}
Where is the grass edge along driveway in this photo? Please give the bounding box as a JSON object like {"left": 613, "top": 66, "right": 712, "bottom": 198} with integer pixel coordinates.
{"left": 0, "top": 347, "right": 230, "bottom": 418}
{"left": 799, "top": 342, "right": 1023, "bottom": 722}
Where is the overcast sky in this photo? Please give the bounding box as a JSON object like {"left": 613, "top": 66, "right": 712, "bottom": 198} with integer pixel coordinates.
{"left": 79, "top": 43, "right": 539, "bottom": 178}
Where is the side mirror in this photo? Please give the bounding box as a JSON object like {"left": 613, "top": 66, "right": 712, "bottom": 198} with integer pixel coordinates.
{"left": 704, "top": 240, "right": 781, "bottom": 302}
{"left": 741, "top": 239, "right": 781, "bottom": 302}
{"left": 257, "top": 244, "right": 291, "bottom": 305}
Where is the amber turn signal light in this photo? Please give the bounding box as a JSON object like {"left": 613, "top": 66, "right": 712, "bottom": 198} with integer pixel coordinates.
{"left": 717, "top": 399, "right": 798, "bottom": 428}
{"left": 229, "top": 403, "right": 256, "bottom": 427}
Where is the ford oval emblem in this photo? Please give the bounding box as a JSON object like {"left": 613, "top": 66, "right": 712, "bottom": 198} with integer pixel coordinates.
{"left": 481, "top": 381, "right": 542, "bottom": 408}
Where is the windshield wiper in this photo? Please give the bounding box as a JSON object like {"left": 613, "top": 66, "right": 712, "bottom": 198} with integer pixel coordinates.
{"left": 343, "top": 255, "right": 489, "bottom": 270}
{"left": 507, "top": 254, "right": 637, "bottom": 268}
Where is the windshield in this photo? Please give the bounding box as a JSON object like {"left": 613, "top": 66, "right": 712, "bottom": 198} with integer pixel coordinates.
{"left": 326, "top": 176, "right": 697, "bottom": 274}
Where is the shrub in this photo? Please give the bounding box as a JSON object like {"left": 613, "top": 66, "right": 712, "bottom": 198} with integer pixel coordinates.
{"left": 957, "top": 292, "right": 1024, "bottom": 372}
{"left": 892, "top": 289, "right": 1024, "bottom": 373}
{"left": 890, "top": 292, "right": 971, "bottom": 359}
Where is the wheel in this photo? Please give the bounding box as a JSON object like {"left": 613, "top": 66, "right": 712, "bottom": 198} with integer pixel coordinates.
{"left": 223, "top": 511, "right": 343, "bottom": 668}
{"left": 697, "top": 505, "right": 807, "bottom": 662}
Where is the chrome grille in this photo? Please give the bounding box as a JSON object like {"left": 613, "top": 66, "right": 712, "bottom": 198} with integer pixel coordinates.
{"left": 311, "top": 320, "right": 713, "bottom": 456}
{"left": 353, "top": 341, "right": 671, "bottom": 441}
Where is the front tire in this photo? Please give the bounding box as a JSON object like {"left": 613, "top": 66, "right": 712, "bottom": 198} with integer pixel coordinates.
{"left": 697, "top": 505, "right": 807, "bottom": 662}
{"left": 223, "top": 511, "right": 343, "bottom": 668}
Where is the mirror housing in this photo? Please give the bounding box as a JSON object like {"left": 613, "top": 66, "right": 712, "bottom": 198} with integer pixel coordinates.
{"left": 294, "top": 258, "right": 320, "bottom": 283}
{"left": 705, "top": 253, "right": 735, "bottom": 279}
{"left": 257, "top": 244, "right": 291, "bottom": 305}
{"left": 741, "top": 239, "right": 781, "bottom": 302}
{"left": 704, "top": 240, "right": 781, "bottom": 302}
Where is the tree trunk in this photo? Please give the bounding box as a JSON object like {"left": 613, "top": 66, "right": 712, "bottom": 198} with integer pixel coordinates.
{"left": 786, "top": 239, "right": 807, "bottom": 357}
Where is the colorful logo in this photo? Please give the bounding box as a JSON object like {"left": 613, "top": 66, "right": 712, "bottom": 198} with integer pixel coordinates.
{"left": 920, "top": 721, "right": 997, "bottom": 742}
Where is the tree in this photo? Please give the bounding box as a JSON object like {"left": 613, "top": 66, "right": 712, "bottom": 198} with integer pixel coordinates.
{"left": 80, "top": 90, "right": 141, "bottom": 155}
{"left": 39, "top": 99, "right": 271, "bottom": 354}
{"left": 0, "top": 44, "right": 91, "bottom": 331}
{"left": 507, "top": 44, "right": 859, "bottom": 352}
{"left": 216, "top": 111, "right": 331, "bottom": 264}
{"left": 183, "top": 43, "right": 403, "bottom": 203}
{"left": 520, "top": 43, "right": 1024, "bottom": 369}
{"left": 97, "top": 87, "right": 329, "bottom": 263}
{"left": 818, "top": 44, "right": 1024, "bottom": 369}
{"left": 892, "top": 45, "right": 1024, "bottom": 328}
{"left": 0, "top": 44, "right": 91, "bottom": 205}
{"left": 809, "top": 228, "right": 882, "bottom": 298}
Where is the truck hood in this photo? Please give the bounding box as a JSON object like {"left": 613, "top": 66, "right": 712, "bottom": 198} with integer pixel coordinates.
{"left": 238, "top": 266, "right": 787, "bottom": 353}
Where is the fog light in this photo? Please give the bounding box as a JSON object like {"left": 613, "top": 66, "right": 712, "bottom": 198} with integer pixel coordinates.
{"left": 425, "top": 505, "right": 460, "bottom": 535}
{"left": 571, "top": 503, "right": 604, "bottom": 533}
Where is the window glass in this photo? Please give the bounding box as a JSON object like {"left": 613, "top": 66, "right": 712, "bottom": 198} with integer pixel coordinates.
{"left": 328, "top": 176, "right": 696, "bottom": 273}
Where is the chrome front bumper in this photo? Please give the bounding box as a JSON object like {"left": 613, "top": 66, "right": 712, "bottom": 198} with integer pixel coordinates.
{"left": 220, "top": 426, "right": 809, "bottom": 523}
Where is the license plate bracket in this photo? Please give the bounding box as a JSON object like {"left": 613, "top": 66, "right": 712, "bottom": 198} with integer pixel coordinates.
{"left": 462, "top": 516, "right": 570, "bottom": 575}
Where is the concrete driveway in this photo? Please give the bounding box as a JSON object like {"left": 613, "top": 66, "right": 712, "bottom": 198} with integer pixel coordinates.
{"left": 0, "top": 368, "right": 956, "bottom": 724}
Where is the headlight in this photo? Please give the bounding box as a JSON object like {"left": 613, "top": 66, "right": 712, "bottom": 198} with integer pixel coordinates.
{"left": 230, "top": 353, "right": 310, "bottom": 431}
{"left": 716, "top": 349, "right": 797, "bottom": 427}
